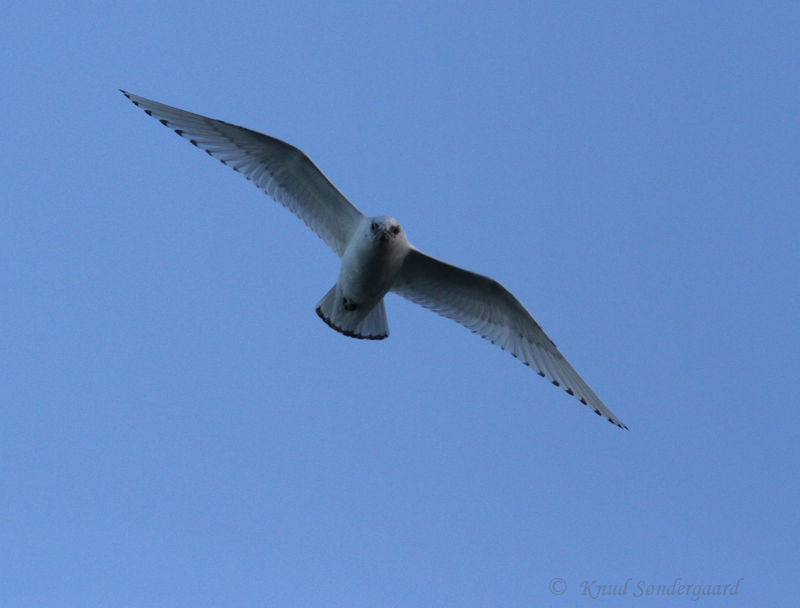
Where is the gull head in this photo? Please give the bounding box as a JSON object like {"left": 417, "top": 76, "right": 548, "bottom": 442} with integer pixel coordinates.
{"left": 369, "top": 216, "right": 403, "bottom": 244}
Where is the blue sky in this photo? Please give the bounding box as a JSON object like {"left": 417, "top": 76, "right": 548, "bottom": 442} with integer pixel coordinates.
{"left": 3, "top": 2, "right": 798, "bottom": 606}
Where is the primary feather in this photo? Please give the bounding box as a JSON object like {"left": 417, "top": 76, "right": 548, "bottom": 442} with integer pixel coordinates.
{"left": 120, "top": 90, "right": 363, "bottom": 256}
{"left": 393, "top": 249, "right": 627, "bottom": 429}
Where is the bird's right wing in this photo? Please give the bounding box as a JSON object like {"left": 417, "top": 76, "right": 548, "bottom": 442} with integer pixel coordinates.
{"left": 393, "top": 248, "right": 627, "bottom": 429}
{"left": 122, "top": 90, "right": 364, "bottom": 256}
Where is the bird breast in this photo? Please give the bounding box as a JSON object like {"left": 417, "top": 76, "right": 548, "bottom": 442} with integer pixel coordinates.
{"left": 339, "top": 229, "right": 408, "bottom": 304}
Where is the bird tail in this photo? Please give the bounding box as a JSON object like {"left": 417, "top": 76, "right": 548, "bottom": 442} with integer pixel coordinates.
{"left": 315, "top": 284, "right": 389, "bottom": 340}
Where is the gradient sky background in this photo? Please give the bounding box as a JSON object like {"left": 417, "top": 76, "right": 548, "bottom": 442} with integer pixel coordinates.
{"left": 3, "top": 2, "right": 798, "bottom": 606}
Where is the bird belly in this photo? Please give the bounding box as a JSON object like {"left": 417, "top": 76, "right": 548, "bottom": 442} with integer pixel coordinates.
{"left": 338, "top": 239, "right": 404, "bottom": 308}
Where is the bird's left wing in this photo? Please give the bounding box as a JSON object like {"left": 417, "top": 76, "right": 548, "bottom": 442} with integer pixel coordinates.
{"left": 121, "top": 91, "right": 364, "bottom": 256}
{"left": 392, "top": 248, "right": 627, "bottom": 429}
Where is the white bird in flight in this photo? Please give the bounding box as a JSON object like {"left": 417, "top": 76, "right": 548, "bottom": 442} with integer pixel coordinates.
{"left": 121, "top": 90, "right": 627, "bottom": 430}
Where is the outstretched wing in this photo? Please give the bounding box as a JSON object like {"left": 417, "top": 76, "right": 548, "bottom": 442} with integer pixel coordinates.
{"left": 392, "top": 248, "right": 627, "bottom": 429}
{"left": 121, "top": 90, "right": 364, "bottom": 256}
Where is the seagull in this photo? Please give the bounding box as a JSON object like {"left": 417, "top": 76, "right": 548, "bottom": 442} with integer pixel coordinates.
{"left": 121, "top": 90, "right": 627, "bottom": 430}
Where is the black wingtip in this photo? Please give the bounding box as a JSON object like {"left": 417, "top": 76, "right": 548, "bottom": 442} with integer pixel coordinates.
{"left": 608, "top": 418, "right": 629, "bottom": 431}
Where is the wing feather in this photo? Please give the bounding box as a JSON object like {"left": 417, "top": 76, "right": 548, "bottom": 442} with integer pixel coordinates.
{"left": 393, "top": 248, "right": 627, "bottom": 429}
{"left": 121, "top": 90, "right": 363, "bottom": 256}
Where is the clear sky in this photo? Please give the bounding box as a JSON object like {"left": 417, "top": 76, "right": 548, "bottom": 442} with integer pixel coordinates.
{"left": 3, "top": 2, "right": 798, "bottom": 606}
